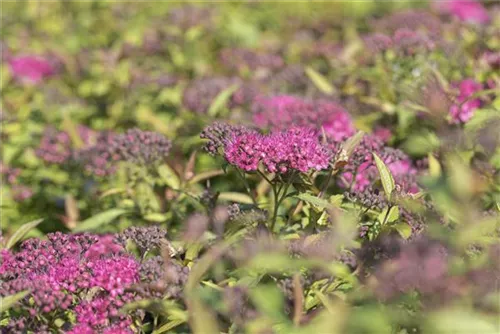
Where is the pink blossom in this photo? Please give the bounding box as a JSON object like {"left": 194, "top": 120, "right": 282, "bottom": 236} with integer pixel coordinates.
{"left": 373, "top": 127, "right": 392, "bottom": 142}
{"left": 435, "top": 0, "right": 490, "bottom": 24}
{"left": 449, "top": 79, "right": 483, "bottom": 123}
{"left": 252, "top": 95, "right": 355, "bottom": 143}
{"left": 224, "top": 130, "right": 263, "bottom": 172}
{"left": 224, "top": 126, "right": 331, "bottom": 174}
{"left": 8, "top": 55, "right": 54, "bottom": 84}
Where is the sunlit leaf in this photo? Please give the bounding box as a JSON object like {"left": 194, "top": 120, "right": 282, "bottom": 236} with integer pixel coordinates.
{"left": 305, "top": 67, "right": 334, "bottom": 95}
{"left": 158, "top": 164, "right": 181, "bottom": 189}
{"left": 218, "top": 192, "right": 253, "bottom": 204}
{"left": 0, "top": 290, "right": 29, "bottom": 312}
{"left": 152, "top": 319, "right": 186, "bottom": 334}
{"left": 188, "top": 170, "right": 224, "bottom": 185}
{"left": 72, "top": 209, "right": 128, "bottom": 232}
{"left": 6, "top": 218, "right": 43, "bottom": 249}
{"left": 394, "top": 222, "right": 412, "bottom": 239}
{"left": 373, "top": 153, "right": 395, "bottom": 201}
{"left": 207, "top": 84, "right": 240, "bottom": 117}
{"left": 428, "top": 154, "right": 442, "bottom": 178}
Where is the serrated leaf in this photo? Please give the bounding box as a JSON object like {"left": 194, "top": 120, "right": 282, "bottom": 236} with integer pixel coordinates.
{"left": 373, "top": 153, "right": 395, "bottom": 201}
{"left": 305, "top": 67, "right": 334, "bottom": 95}
{"left": 158, "top": 164, "right": 181, "bottom": 189}
{"left": 6, "top": 218, "right": 43, "bottom": 249}
{"left": 72, "top": 209, "right": 127, "bottom": 232}
{"left": 207, "top": 84, "right": 240, "bottom": 117}
{"left": 0, "top": 290, "right": 29, "bottom": 312}
{"left": 394, "top": 222, "right": 412, "bottom": 239}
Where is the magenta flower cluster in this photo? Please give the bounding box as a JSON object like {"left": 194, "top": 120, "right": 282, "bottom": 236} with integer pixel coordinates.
{"left": 37, "top": 126, "right": 173, "bottom": 175}
{"left": 219, "top": 47, "right": 284, "bottom": 73}
{"left": 0, "top": 233, "right": 140, "bottom": 333}
{"left": 109, "top": 128, "right": 172, "bottom": 166}
{"left": 449, "top": 79, "right": 483, "bottom": 123}
{"left": 434, "top": 0, "right": 490, "bottom": 25}
{"left": 224, "top": 126, "right": 331, "bottom": 174}
{"left": 37, "top": 126, "right": 118, "bottom": 176}
{"left": 338, "top": 135, "right": 419, "bottom": 193}
{"left": 363, "top": 28, "right": 436, "bottom": 56}
{"left": 36, "top": 125, "right": 96, "bottom": 165}
{"left": 252, "top": 95, "right": 356, "bottom": 143}
{"left": 183, "top": 77, "right": 257, "bottom": 114}
{"left": 0, "top": 163, "right": 33, "bottom": 202}
{"left": 8, "top": 55, "right": 55, "bottom": 84}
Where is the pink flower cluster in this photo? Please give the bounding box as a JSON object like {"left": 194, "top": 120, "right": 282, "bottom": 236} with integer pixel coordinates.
{"left": 224, "top": 127, "right": 331, "bottom": 174}
{"left": 363, "top": 28, "right": 436, "bottom": 56}
{"left": 0, "top": 232, "right": 140, "bottom": 333}
{"left": 0, "top": 163, "right": 34, "bottom": 202}
{"left": 8, "top": 55, "right": 55, "bottom": 84}
{"left": 36, "top": 126, "right": 118, "bottom": 176}
{"left": 339, "top": 135, "right": 419, "bottom": 193}
{"left": 36, "top": 125, "right": 96, "bottom": 164}
{"left": 449, "top": 79, "right": 483, "bottom": 123}
{"left": 434, "top": 0, "right": 490, "bottom": 24}
{"left": 252, "top": 95, "right": 356, "bottom": 143}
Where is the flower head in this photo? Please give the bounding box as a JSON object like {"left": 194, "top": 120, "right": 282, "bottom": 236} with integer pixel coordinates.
{"left": 110, "top": 128, "right": 172, "bottom": 166}
{"left": 435, "top": 0, "right": 490, "bottom": 24}
{"left": 223, "top": 126, "right": 331, "bottom": 174}
{"left": 9, "top": 55, "right": 54, "bottom": 84}
{"left": 219, "top": 47, "right": 284, "bottom": 73}
{"left": 183, "top": 77, "right": 256, "bottom": 114}
{"left": 449, "top": 79, "right": 483, "bottom": 123}
{"left": 252, "top": 95, "right": 355, "bottom": 142}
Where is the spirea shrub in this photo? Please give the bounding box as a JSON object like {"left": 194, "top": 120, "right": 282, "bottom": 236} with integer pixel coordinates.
{"left": 2, "top": 1, "right": 500, "bottom": 334}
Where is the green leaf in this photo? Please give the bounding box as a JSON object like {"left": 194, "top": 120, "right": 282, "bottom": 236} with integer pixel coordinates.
{"left": 185, "top": 243, "right": 203, "bottom": 262}
{"left": 305, "top": 67, "right": 334, "bottom": 95}
{"left": 373, "top": 153, "right": 395, "bottom": 201}
{"left": 152, "top": 320, "right": 186, "bottom": 334}
{"left": 188, "top": 170, "right": 224, "bottom": 185}
{"left": 207, "top": 84, "right": 240, "bottom": 117}
{"left": 378, "top": 206, "right": 399, "bottom": 225}
{"left": 218, "top": 192, "right": 253, "bottom": 204}
{"left": 73, "top": 209, "right": 127, "bottom": 232}
{"left": 296, "top": 193, "right": 335, "bottom": 210}
{"left": 394, "top": 222, "right": 412, "bottom": 239}
{"left": 329, "top": 195, "right": 345, "bottom": 208}
{"left": 428, "top": 154, "right": 441, "bottom": 178}
{"left": 6, "top": 218, "right": 43, "bottom": 249}
{"left": 189, "top": 298, "right": 220, "bottom": 334}
{"left": 158, "top": 164, "right": 181, "bottom": 189}
{"left": 343, "top": 131, "right": 365, "bottom": 157}
{"left": 143, "top": 213, "right": 169, "bottom": 223}
{"left": 62, "top": 115, "right": 84, "bottom": 149}
{"left": 423, "top": 309, "right": 498, "bottom": 334}
{"left": 0, "top": 290, "right": 29, "bottom": 312}
{"left": 249, "top": 284, "right": 287, "bottom": 323}
{"left": 99, "top": 187, "right": 126, "bottom": 199}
